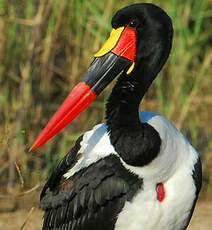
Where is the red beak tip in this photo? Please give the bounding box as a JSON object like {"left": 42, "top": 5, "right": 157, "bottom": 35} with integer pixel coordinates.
{"left": 28, "top": 147, "right": 33, "bottom": 152}
{"left": 29, "top": 145, "right": 35, "bottom": 152}
{"left": 29, "top": 141, "right": 39, "bottom": 152}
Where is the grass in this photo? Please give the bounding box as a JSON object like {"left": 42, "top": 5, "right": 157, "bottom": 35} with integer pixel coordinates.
{"left": 0, "top": 0, "right": 211, "bottom": 195}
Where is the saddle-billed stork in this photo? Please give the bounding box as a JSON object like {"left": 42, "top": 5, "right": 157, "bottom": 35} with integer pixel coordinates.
{"left": 31, "top": 3, "right": 202, "bottom": 230}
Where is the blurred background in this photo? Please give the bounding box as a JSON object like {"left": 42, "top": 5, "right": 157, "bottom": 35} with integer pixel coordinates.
{"left": 0, "top": 0, "right": 211, "bottom": 229}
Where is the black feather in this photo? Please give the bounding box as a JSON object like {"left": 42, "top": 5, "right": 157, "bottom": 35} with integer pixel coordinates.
{"left": 40, "top": 155, "right": 142, "bottom": 229}
{"left": 40, "top": 135, "right": 83, "bottom": 201}
{"left": 182, "top": 157, "right": 202, "bottom": 230}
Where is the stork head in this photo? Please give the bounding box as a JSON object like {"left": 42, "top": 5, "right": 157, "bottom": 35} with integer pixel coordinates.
{"left": 30, "top": 3, "right": 173, "bottom": 151}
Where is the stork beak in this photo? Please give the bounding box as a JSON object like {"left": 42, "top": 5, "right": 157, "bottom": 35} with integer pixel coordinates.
{"left": 30, "top": 26, "right": 136, "bottom": 151}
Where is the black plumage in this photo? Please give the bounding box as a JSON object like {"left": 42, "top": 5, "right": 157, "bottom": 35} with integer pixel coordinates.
{"left": 106, "top": 76, "right": 162, "bottom": 167}
{"left": 182, "top": 157, "right": 202, "bottom": 230}
{"left": 40, "top": 135, "right": 83, "bottom": 200}
{"left": 106, "top": 3, "right": 173, "bottom": 167}
{"left": 40, "top": 154, "right": 142, "bottom": 229}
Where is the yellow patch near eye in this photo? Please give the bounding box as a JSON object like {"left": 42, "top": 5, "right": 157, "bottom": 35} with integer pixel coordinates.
{"left": 94, "top": 27, "right": 125, "bottom": 57}
{"left": 126, "top": 62, "right": 135, "bottom": 74}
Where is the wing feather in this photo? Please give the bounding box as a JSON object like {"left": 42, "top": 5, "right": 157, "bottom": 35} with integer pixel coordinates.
{"left": 40, "top": 150, "right": 142, "bottom": 230}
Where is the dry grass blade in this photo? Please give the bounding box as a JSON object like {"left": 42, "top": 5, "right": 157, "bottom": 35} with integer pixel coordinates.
{"left": 176, "top": 50, "right": 212, "bottom": 129}
{"left": 20, "top": 207, "right": 35, "bottom": 230}
{"left": 14, "top": 161, "right": 24, "bottom": 189}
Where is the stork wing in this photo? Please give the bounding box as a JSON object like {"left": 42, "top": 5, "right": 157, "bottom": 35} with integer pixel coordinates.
{"left": 40, "top": 136, "right": 142, "bottom": 230}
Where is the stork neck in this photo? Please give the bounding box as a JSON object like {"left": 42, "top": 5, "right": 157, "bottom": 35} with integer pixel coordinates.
{"left": 106, "top": 71, "right": 152, "bottom": 130}
{"left": 105, "top": 70, "right": 161, "bottom": 167}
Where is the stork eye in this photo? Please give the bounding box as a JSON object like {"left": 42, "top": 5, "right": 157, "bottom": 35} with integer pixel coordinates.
{"left": 129, "top": 20, "right": 138, "bottom": 28}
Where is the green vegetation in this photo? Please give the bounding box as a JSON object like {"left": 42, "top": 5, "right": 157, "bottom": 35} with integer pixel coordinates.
{"left": 0, "top": 0, "right": 211, "bottom": 195}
